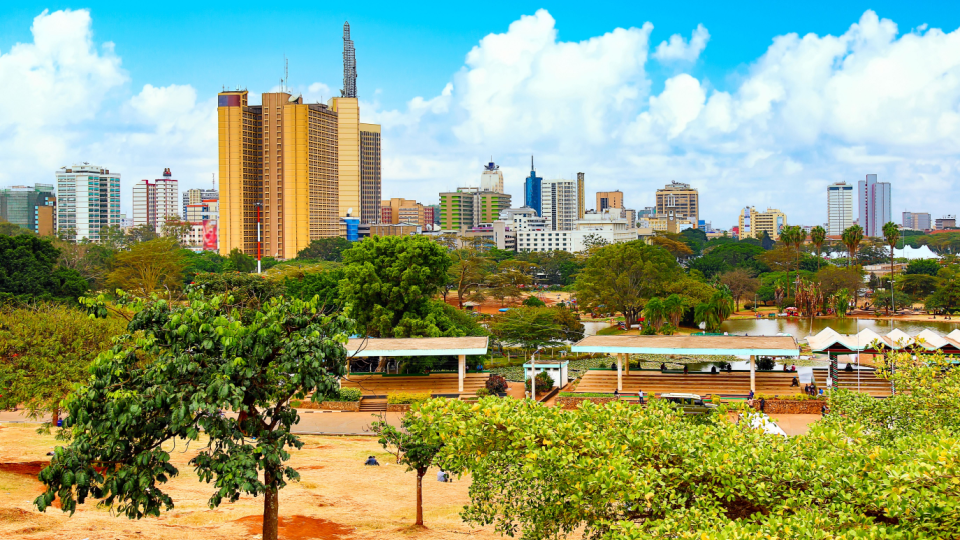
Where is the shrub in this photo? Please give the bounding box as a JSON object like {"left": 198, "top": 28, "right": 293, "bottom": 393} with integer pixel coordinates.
{"left": 710, "top": 395, "right": 721, "bottom": 405}
{"left": 475, "top": 388, "right": 490, "bottom": 397}
{"left": 522, "top": 296, "right": 546, "bottom": 307}
{"left": 754, "top": 393, "right": 824, "bottom": 401}
{"left": 744, "top": 301, "right": 755, "bottom": 310}
{"left": 525, "top": 371, "right": 555, "bottom": 392}
{"left": 755, "top": 357, "right": 776, "bottom": 371}
{"left": 387, "top": 392, "right": 431, "bottom": 405}
{"left": 320, "top": 388, "right": 362, "bottom": 402}
{"left": 559, "top": 392, "right": 616, "bottom": 398}
{"left": 486, "top": 374, "right": 508, "bottom": 394}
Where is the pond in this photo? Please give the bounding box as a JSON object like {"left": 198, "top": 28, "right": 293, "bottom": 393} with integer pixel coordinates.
{"left": 720, "top": 317, "right": 960, "bottom": 338}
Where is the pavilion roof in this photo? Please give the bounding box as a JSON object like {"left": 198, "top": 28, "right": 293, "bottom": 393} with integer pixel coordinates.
{"left": 571, "top": 335, "right": 800, "bottom": 357}
{"left": 806, "top": 327, "right": 960, "bottom": 352}
{"left": 346, "top": 336, "right": 489, "bottom": 357}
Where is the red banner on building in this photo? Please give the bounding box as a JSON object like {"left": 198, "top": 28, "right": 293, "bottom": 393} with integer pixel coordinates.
{"left": 203, "top": 220, "right": 218, "bottom": 251}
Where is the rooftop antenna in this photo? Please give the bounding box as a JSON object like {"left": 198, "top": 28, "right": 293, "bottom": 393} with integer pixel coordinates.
{"left": 284, "top": 55, "right": 289, "bottom": 92}
{"left": 212, "top": 173, "right": 215, "bottom": 190}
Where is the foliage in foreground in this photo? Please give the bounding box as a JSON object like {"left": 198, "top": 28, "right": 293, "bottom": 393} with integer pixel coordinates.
{"left": 408, "top": 363, "right": 960, "bottom": 539}
{"left": 33, "top": 293, "right": 352, "bottom": 540}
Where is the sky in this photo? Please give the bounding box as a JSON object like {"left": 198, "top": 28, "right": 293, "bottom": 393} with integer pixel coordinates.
{"left": 1, "top": 1, "right": 960, "bottom": 228}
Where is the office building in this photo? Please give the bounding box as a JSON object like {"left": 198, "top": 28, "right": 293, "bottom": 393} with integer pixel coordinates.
{"left": 132, "top": 168, "right": 179, "bottom": 232}
{"left": 937, "top": 216, "right": 957, "bottom": 230}
{"left": 499, "top": 206, "right": 548, "bottom": 231}
{"left": 596, "top": 191, "right": 624, "bottom": 213}
{"left": 480, "top": 161, "right": 504, "bottom": 193}
{"left": 439, "top": 187, "right": 511, "bottom": 230}
{"left": 56, "top": 164, "right": 121, "bottom": 242}
{"left": 360, "top": 123, "right": 381, "bottom": 223}
{"left": 524, "top": 156, "right": 542, "bottom": 217}
{"left": 0, "top": 184, "right": 56, "bottom": 235}
{"left": 858, "top": 174, "right": 892, "bottom": 237}
{"left": 184, "top": 198, "right": 219, "bottom": 224}
{"left": 642, "top": 214, "right": 694, "bottom": 233}
{"left": 655, "top": 181, "right": 699, "bottom": 228}
{"left": 638, "top": 206, "right": 655, "bottom": 218}
{"left": 624, "top": 209, "right": 636, "bottom": 229}
{"left": 902, "top": 212, "right": 931, "bottom": 231}
{"left": 424, "top": 205, "right": 438, "bottom": 228}
{"left": 827, "top": 182, "right": 854, "bottom": 236}
{"left": 738, "top": 207, "right": 786, "bottom": 240}
{"left": 541, "top": 178, "right": 578, "bottom": 231}
{"left": 577, "top": 172, "right": 585, "bottom": 219}
{"left": 381, "top": 198, "right": 426, "bottom": 227}
{"left": 515, "top": 209, "right": 638, "bottom": 253}
{"left": 183, "top": 188, "right": 218, "bottom": 217}
{"left": 218, "top": 21, "right": 381, "bottom": 258}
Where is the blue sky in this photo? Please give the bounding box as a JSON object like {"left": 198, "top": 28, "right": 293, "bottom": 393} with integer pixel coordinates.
{"left": 1, "top": 2, "right": 960, "bottom": 227}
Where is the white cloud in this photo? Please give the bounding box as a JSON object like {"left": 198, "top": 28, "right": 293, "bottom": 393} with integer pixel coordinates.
{"left": 653, "top": 24, "right": 710, "bottom": 62}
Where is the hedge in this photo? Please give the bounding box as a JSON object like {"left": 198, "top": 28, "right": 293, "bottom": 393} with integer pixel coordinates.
{"left": 387, "top": 392, "right": 431, "bottom": 405}
{"left": 321, "top": 387, "right": 362, "bottom": 402}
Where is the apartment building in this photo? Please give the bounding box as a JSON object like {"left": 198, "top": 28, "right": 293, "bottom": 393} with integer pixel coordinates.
{"left": 827, "top": 182, "right": 854, "bottom": 236}
{"left": 902, "top": 211, "right": 931, "bottom": 231}
{"left": 738, "top": 206, "right": 787, "bottom": 240}
{"left": 439, "top": 187, "right": 511, "bottom": 231}
{"left": 655, "top": 181, "right": 699, "bottom": 228}
{"left": 132, "top": 168, "right": 179, "bottom": 231}
{"left": 56, "top": 164, "right": 121, "bottom": 242}
{"left": 541, "top": 178, "right": 578, "bottom": 231}
{"left": 380, "top": 198, "right": 426, "bottom": 227}
{"left": 596, "top": 191, "right": 623, "bottom": 212}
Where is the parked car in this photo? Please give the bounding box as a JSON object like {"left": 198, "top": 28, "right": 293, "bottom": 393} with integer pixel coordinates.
{"left": 660, "top": 393, "right": 717, "bottom": 415}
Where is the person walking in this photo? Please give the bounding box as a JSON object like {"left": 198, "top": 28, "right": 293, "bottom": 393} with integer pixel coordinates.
{"left": 637, "top": 388, "right": 645, "bottom": 405}
{"left": 759, "top": 397, "right": 766, "bottom": 413}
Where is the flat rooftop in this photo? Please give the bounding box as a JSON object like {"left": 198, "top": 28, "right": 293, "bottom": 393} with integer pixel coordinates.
{"left": 571, "top": 335, "right": 800, "bottom": 357}
{"left": 346, "top": 336, "right": 489, "bottom": 357}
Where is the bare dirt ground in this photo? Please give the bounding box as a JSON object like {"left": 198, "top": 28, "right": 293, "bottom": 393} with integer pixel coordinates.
{"left": 0, "top": 423, "right": 504, "bottom": 540}
{"left": 443, "top": 291, "right": 570, "bottom": 315}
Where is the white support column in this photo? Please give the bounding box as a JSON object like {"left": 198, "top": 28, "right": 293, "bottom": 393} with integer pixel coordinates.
{"left": 750, "top": 355, "right": 756, "bottom": 394}
{"left": 617, "top": 353, "right": 623, "bottom": 393}
{"left": 458, "top": 354, "right": 466, "bottom": 393}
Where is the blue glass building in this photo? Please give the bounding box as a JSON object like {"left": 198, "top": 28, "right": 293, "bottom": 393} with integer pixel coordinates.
{"left": 524, "top": 156, "right": 542, "bottom": 217}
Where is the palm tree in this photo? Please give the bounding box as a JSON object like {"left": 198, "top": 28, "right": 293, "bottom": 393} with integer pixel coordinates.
{"left": 780, "top": 225, "right": 805, "bottom": 288}
{"left": 663, "top": 294, "right": 687, "bottom": 329}
{"left": 841, "top": 225, "right": 865, "bottom": 267}
{"left": 694, "top": 289, "right": 734, "bottom": 333}
{"left": 810, "top": 225, "right": 826, "bottom": 270}
{"left": 832, "top": 288, "right": 851, "bottom": 318}
{"left": 882, "top": 221, "right": 901, "bottom": 316}
{"left": 642, "top": 298, "right": 666, "bottom": 333}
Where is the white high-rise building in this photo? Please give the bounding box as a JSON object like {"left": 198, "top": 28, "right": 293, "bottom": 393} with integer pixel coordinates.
{"left": 541, "top": 178, "right": 578, "bottom": 231}
{"left": 133, "top": 168, "right": 179, "bottom": 232}
{"left": 827, "top": 182, "right": 854, "bottom": 236}
{"left": 480, "top": 160, "right": 504, "bottom": 193}
{"left": 56, "top": 164, "right": 121, "bottom": 243}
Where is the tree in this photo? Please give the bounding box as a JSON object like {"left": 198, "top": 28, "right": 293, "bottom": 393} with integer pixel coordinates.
{"left": 575, "top": 242, "right": 681, "bottom": 326}
{"left": 340, "top": 235, "right": 453, "bottom": 338}
{"left": 107, "top": 237, "right": 186, "bottom": 298}
{"left": 882, "top": 221, "right": 901, "bottom": 314}
{"left": 283, "top": 268, "right": 345, "bottom": 308}
{"left": 832, "top": 288, "right": 851, "bottom": 317}
{"left": 581, "top": 233, "right": 610, "bottom": 252}
{"left": 925, "top": 276, "right": 960, "bottom": 314}
{"left": 899, "top": 273, "right": 939, "bottom": 300}
{"left": 126, "top": 224, "right": 159, "bottom": 244}
{"left": 649, "top": 234, "right": 693, "bottom": 261}
{"left": 905, "top": 258, "right": 940, "bottom": 276}
{"left": 0, "top": 304, "right": 124, "bottom": 425}
{"left": 448, "top": 245, "right": 491, "bottom": 309}
{"left": 160, "top": 216, "right": 193, "bottom": 244}
{"left": 719, "top": 268, "right": 759, "bottom": 311}
{"left": 181, "top": 250, "right": 226, "bottom": 282}
{"left": 489, "top": 307, "right": 565, "bottom": 359}
{"left": 642, "top": 298, "right": 666, "bottom": 333}
{"left": 190, "top": 272, "right": 285, "bottom": 311}
{"left": 370, "top": 414, "right": 443, "bottom": 527}
{"left": 841, "top": 224, "right": 864, "bottom": 267}
{"left": 34, "top": 293, "right": 352, "bottom": 540}
{"left": 778, "top": 225, "right": 805, "bottom": 287}
{"left": 689, "top": 243, "right": 767, "bottom": 278}
{"left": 296, "top": 237, "right": 353, "bottom": 262}
{"left": 694, "top": 288, "right": 734, "bottom": 332}
{"left": 224, "top": 247, "right": 256, "bottom": 273}
{"left": 0, "top": 234, "right": 88, "bottom": 302}
{"left": 809, "top": 225, "right": 827, "bottom": 270}
{"left": 0, "top": 219, "right": 35, "bottom": 236}
{"left": 757, "top": 245, "right": 796, "bottom": 273}
{"left": 662, "top": 293, "right": 688, "bottom": 329}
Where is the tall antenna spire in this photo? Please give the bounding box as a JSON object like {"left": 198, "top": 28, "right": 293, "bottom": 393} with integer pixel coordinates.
{"left": 342, "top": 22, "right": 357, "bottom": 98}
{"left": 531, "top": 155, "right": 534, "bottom": 171}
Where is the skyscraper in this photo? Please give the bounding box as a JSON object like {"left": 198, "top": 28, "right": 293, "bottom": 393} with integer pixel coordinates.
{"left": 360, "top": 123, "right": 381, "bottom": 224}
{"left": 655, "top": 181, "right": 699, "bottom": 228}
{"left": 858, "top": 174, "right": 892, "bottom": 237}
{"left": 342, "top": 22, "right": 357, "bottom": 99}
{"left": 480, "top": 161, "right": 504, "bottom": 193}
{"left": 576, "top": 172, "right": 585, "bottom": 219}
{"left": 902, "top": 212, "right": 931, "bottom": 231}
{"left": 56, "top": 164, "right": 121, "bottom": 243}
{"left": 524, "top": 156, "right": 542, "bottom": 217}
{"left": 133, "top": 168, "right": 179, "bottom": 231}
{"left": 0, "top": 183, "right": 56, "bottom": 235}
{"left": 826, "top": 182, "right": 854, "bottom": 236}
{"left": 541, "top": 179, "right": 578, "bottom": 231}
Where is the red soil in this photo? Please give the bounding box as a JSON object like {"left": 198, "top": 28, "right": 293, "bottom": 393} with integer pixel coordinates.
{"left": 235, "top": 515, "right": 353, "bottom": 539}
{"left": 0, "top": 461, "right": 47, "bottom": 477}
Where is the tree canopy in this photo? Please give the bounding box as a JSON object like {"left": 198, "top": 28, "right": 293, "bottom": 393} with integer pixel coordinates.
{"left": 296, "top": 237, "right": 353, "bottom": 262}
{"left": 0, "top": 234, "right": 88, "bottom": 302}
{"left": 689, "top": 242, "right": 768, "bottom": 278}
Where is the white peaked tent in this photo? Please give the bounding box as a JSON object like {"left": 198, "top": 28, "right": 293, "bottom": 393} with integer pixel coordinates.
{"left": 807, "top": 327, "right": 960, "bottom": 353}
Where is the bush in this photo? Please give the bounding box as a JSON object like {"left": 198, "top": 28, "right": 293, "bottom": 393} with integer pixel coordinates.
{"left": 486, "top": 374, "right": 508, "bottom": 394}
{"left": 387, "top": 392, "right": 431, "bottom": 405}
{"left": 320, "top": 387, "right": 362, "bottom": 402}
{"left": 755, "top": 357, "right": 776, "bottom": 371}
{"left": 475, "top": 388, "right": 490, "bottom": 397}
{"left": 710, "top": 395, "right": 721, "bottom": 405}
{"left": 744, "top": 301, "right": 755, "bottom": 310}
{"left": 522, "top": 296, "right": 546, "bottom": 307}
{"left": 525, "top": 370, "right": 555, "bottom": 392}
{"left": 559, "top": 392, "right": 616, "bottom": 398}
{"left": 754, "top": 393, "right": 824, "bottom": 401}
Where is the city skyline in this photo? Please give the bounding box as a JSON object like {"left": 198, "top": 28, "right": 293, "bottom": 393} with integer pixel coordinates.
{"left": 2, "top": 6, "right": 960, "bottom": 227}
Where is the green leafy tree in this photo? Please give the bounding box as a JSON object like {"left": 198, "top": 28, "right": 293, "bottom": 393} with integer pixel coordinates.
{"left": 107, "top": 237, "right": 186, "bottom": 299}
{"left": 905, "top": 258, "right": 940, "bottom": 276}
{"left": 0, "top": 218, "right": 35, "bottom": 236}
{"left": 181, "top": 250, "right": 226, "bottom": 282}
{"left": 340, "top": 235, "right": 452, "bottom": 337}
{"left": 882, "top": 221, "right": 902, "bottom": 314}
{"left": 370, "top": 414, "right": 444, "bottom": 527}
{"left": 522, "top": 295, "right": 546, "bottom": 307}
{"left": 841, "top": 224, "right": 865, "bottom": 267}
{"left": 125, "top": 224, "right": 159, "bottom": 244}
{"left": 189, "top": 272, "right": 285, "bottom": 311}
{"left": 296, "top": 237, "right": 353, "bottom": 261}
{"left": 899, "top": 273, "right": 939, "bottom": 300}
{"left": 489, "top": 307, "right": 565, "bottom": 359}
{"left": 0, "top": 234, "right": 88, "bottom": 302}
{"left": 926, "top": 276, "right": 960, "bottom": 314}
{"left": 33, "top": 293, "right": 352, "bottom": 540}
{"left": 0, "top": 304, "right": 124, "bottom": 424}
{"left": 642, "top": 298, "right": 666, "bottom": 333}
{"left": 694, "top": 288, "right": 734, "bottom": 332}
{"left": 689, "top": 242, "right": 768, "bottom": 278}
{"left": 224, "top": 247, "right": 257, "bottom": 273}
{"left": 719, "top": 268, "right": 758, "bottom": 311}
{"left": 283, "top": 268, "right": 345, "bottom": 308}
{"left": 809, "top": 225, "right": 827, "bottom": 270}
{"left": 662, "top": 293, "right": 687, "bottom": 329}
{"left": 778, "top": 225, "right": 805, "bottom": 286}
{"left": 575, "top": 242, "right": 681, "bottom": 326}
{"left": 832, "top": 288, "right": 851, "bottom": 317}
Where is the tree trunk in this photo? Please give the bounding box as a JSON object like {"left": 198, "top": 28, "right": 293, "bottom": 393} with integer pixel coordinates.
{"left": 51, "top": 407, "right": 60, "bottom": 427}
{"left": 263, "top": 471, "right": 279, "bottom": 540}
{"left": 416, "top": 468, "right": 426, "bottom": 526}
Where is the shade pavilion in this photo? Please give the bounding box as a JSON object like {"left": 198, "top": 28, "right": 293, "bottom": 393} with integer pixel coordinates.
{"left": 345, "top": 336, "right": 489, "bottom": 393}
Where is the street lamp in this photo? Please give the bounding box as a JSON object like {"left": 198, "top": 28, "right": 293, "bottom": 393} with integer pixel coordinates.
{"left": 254, "top": 202, "right": 263, "bottom": 274}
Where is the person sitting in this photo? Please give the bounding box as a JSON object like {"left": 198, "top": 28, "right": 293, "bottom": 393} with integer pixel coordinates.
{"left": 782, "top": 363, "right": 788, "bottom": 372}
{"left": 845, "top": 363, "right": 854, "bottom": 372}
{"left": 613, "top": 388, "right": 620, "bottom": 400}
{"left": 660, "top": 363, "right": 667, "bottom": 372}
{"left": 711, "top": 366, "right": 718, "bottom": 374}
{"left": 683, "top": 365, "right": 689, "bottom": 374}
{"left": 726, "top": 364, "right": 733, "bottom": 373}
{"left": 748, "top": 389, "right": 755, "bottom": 401}
{"left": 790, "top": 376, "right": 799, "bottom": 387}
{"left": 364, "top": 456, "right": 380, "bottom": 466}
{"left": 610, "top": 362, "right": 617, "bottom": 370}
{"left": 790, "top": 365, "right": 797, "bottom": 372}
{"left": 437, "top": 470, "right": 448, "bottom": 482}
